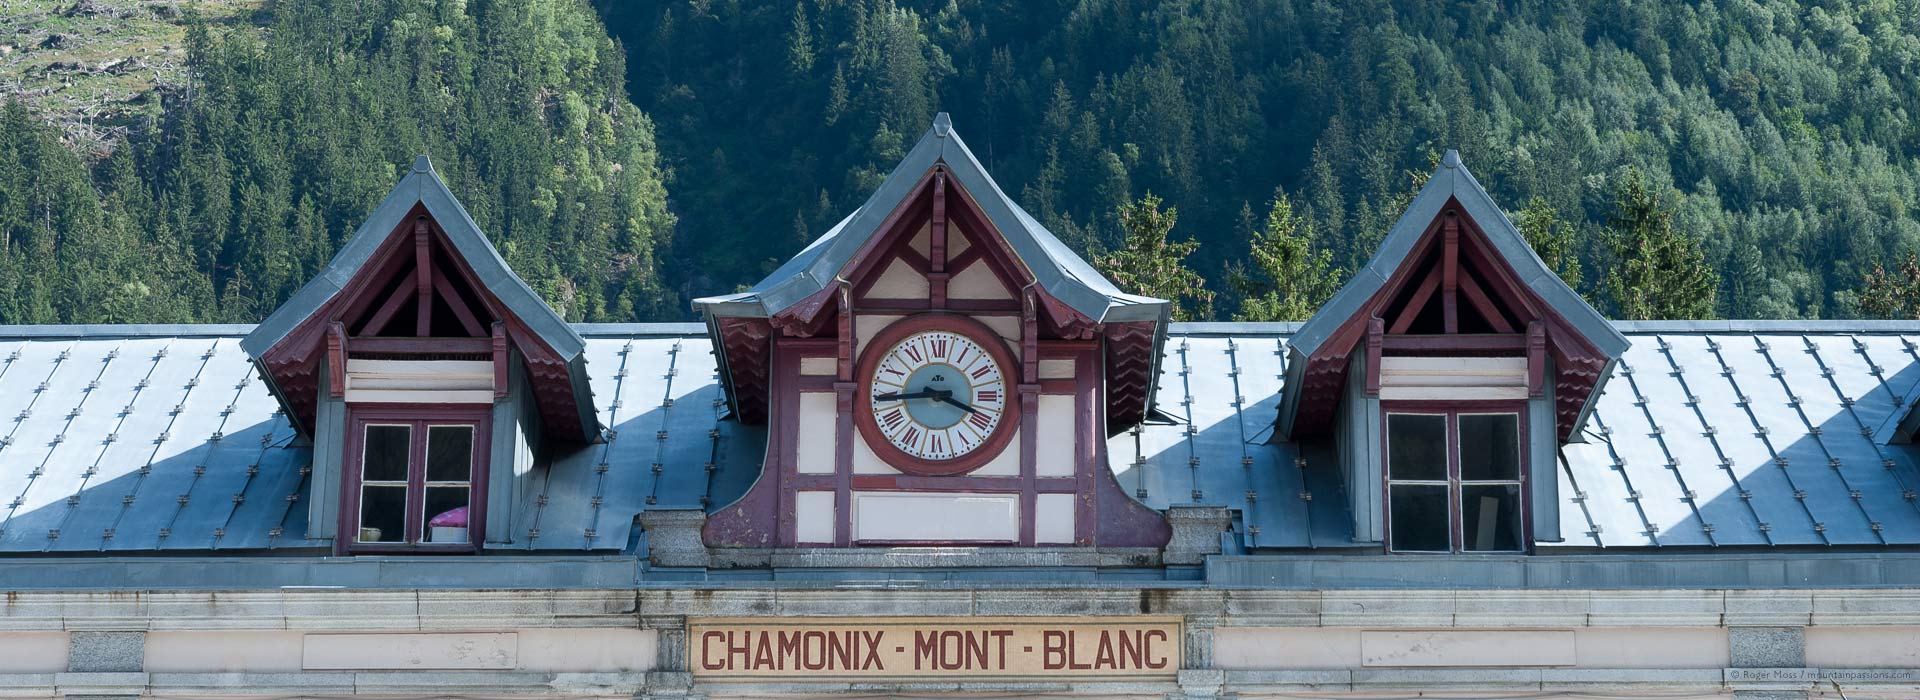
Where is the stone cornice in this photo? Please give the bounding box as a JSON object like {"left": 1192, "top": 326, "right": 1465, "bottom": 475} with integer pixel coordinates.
{"left": 5, "top": 588, "right": 1920, "bottom": 631}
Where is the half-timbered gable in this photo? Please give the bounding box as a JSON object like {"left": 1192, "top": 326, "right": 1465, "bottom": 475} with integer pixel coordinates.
{"left": 695, "top": 114, "right": 1172, "bottom": 553}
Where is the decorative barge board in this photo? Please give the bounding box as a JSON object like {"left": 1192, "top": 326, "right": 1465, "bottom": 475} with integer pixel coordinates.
{"left": 240, "top": 155, "right": 600, "bottom": 552}
{"left": 695, "top": 114, "right": 1172, "bottom": 554}
{"left": 1277, "top": 150, "right": 1630, "bottom": 546}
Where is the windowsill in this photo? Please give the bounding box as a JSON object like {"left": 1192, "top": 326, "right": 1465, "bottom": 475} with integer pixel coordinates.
{"left": 345, "top": 543, "right": 482, "bottom": 555}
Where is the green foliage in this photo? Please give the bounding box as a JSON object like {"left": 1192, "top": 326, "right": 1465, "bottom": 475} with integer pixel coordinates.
{"left": 1514, "top": 197, "right": 1582, "bottom": 291}
{"left": 1, "top": 0, "right": 673, "bottom": 324}
{"left": 603, "top": 0, "right": 1920, "bottom": 319}
{"left": 1856, "top": 253, "right": 1920, "bottom": 319}
{"left": 1230, "top": 193, "right": 1340, "bottom": 322}
{"left": 1099, "top": 194, "right": 1212, "bottom": 321}
{"left": 1601, "top": 168, "right": 1720, "bottom": 321}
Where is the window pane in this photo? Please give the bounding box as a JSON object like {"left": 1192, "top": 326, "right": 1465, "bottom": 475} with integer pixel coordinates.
{"left": 1462, "top": 484, "right": 1523, "bottom": 551}
{"left": 423, "top": 486, "right": 470, "bottom": 543}
{"left": 362, "top": 425, "right": 411, "bottom": 482}
{"left": 1389, "top": 484, "right": 1450, "bottom": 552}
{"left": 426, "top": 425, "right": 475, "bottom": 482}
{"left": 1387, "top": 414, "right": 1447, "bottom": 480}
{"left": 358, "top": 485, "right": 406, "bottom": 542}
{"left": 1459, "top": 414, "right": 1520, "bottom": 480}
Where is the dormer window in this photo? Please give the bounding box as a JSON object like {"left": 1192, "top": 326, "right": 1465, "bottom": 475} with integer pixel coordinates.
{"left": 1386, "top": 410, "right": 1524, "bottom": 552}
{"left": 1280, "top": 151, "right": 1629, "bottom": 551}
{"left": 348, "top": 410, "right": 490, "bottom": 549}
{"left": 243, "top": 156, "right": 600, "bottom": 555}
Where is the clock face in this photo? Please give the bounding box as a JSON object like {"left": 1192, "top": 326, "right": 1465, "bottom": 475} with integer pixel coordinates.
{"left": 865, "top": 329, "right": 1009, "bottom": 461}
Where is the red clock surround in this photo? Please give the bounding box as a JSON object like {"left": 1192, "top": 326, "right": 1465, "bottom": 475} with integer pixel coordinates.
{"left": 853, "top": 312, "right": 1023, "bottom": 477}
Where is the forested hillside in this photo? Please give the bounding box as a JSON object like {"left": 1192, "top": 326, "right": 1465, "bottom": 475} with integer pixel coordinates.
{"left": 599, "top": 0, "right": 1920, "bottom": 319}
{"left": 4, "top": 0, "right": 1919, "bottom": 323}
{"left": 0, "top": 0, "right": 673, "bottom": 324}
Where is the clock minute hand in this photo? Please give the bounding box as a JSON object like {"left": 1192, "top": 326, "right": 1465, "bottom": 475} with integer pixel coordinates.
{"left": 934, "top": 393, "right": 979, "bottom": 414}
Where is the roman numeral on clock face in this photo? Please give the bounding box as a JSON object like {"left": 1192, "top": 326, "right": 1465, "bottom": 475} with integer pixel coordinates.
{"left": 866, "top": 328, "right": 1010, "bottom": 462}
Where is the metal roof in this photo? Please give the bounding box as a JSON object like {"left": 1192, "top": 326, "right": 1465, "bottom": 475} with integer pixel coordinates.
{"left": 691, "top": 114, "right": 1168, "bottom": 325}
{"left": 2, "top": 322, "right": 1918, "bottom": 555}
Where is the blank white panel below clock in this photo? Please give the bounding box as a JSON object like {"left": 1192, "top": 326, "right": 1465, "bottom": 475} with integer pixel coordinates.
{"left": 795, "top": 393, "right": 837, "bottom": 474}
{"left": 852, "top": 493, "right": 1017, "bottom": 542}
{"left": 795, "top": 491, "right": 836, "bottom": 544}
{"left": 1035, "top": 395, "right": 1077, "bottom": 477}
{"left": 1035, "top": 493, "right": 1076, "bottom": 544}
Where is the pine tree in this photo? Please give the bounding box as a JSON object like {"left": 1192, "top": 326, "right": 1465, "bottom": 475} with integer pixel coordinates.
{"left": 1098, "top": 193, "right": 1213, "bottom": 321}
{"left": 1514, "top": 196, "right": 1582, "bottom": 290}
{"left": 1230, "top": 192, "right": 1340, "bottom": 322}
{"left": 1601, "top": 168, "right": 1718, "bottom": 320}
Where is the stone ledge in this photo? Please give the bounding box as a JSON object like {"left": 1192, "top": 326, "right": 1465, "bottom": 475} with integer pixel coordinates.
{"left": 707, "top": 547, "right": 1162, "bottom": 569}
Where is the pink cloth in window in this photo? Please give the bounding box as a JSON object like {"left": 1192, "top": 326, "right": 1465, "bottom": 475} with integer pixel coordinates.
{"left": 429, "top": 506, "right": 469, "bottom": 528}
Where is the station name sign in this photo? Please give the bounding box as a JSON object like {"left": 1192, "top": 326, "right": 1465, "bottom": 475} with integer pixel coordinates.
{"left": 688, "top": 617, "right": 1182, "bottom": 681}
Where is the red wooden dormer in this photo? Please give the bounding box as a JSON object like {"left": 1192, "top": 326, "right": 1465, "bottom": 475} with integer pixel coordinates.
{"left": 1280, "top": 150, "right": 1629, "bottom": 551}
{"left": 243, "top": 156, "right": 598, "bottom": 553}
{"left": 695, "top": 114, "right": 1172, "bottom": 553}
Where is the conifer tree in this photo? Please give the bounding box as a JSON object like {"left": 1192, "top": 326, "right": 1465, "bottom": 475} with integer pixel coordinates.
{"left": 1514, "top": 196, "right": 1582, "bottom": 290}
{"left": 1230, "top": 192, "right": 1340, "bottom": 322}
{"left": 1601, "top": 168, "right": 1718, "bottom": 320}
{"left": 1098, "top": 193, "right": 1212, "bottom": 321}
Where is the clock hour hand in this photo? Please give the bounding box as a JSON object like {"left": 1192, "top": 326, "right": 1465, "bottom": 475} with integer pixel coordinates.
{"left": 873, "top": 389, "right": 938, "bottom": 402}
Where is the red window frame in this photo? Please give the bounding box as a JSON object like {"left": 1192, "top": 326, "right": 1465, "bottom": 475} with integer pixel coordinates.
{"left": 338, "top": 404, "right": 491, "bottom": 554}
{"left": 1380, "top": 401, "right": 1530, "bottom": 553}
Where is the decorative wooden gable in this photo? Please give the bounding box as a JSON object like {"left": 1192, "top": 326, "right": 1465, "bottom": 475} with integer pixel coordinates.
{"left": 1280, "top": 151, "right": 1629, "bottom": 443}
{"left": 242, "top": 156, "right": 598, "bottom": 442}
{"left": 694, "top": 114, "right": 1172, "bottom": 551}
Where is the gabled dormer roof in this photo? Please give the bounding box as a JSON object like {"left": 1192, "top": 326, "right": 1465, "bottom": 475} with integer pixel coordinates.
{"left": 1279, "top": 150, "right": 1630, "bottom": 441}
{"left": 695, "top": 114, "right": 1171, "bottom": 431}
{"left": 241, "top": 156, "right": 598, "bottom": 441}
{"left": 694, "top": 113, "right": 1166, "bottom": 325}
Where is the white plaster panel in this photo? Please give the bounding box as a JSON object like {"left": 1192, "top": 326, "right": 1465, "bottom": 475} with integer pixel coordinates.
{"left": 979, "top": 315, "right": 1022, "bottom": 343}
{"left": 148, "top": 630, "right": 302, "bottom": 672}
{"left": 799, "top": 357, "right": 838, "bottom": 376}
{"left": 0, "top": 631, "right": 69, "bottom": 672}
{"left": 1036, "top": 394, "right": 1078, "bottom": 477}
{"left": 971, "top": 428, "right": 1021, "bottom": 476}
{"left": 1378, "top": 356, "right": 1526, "bottom": 401}
{"left": 1214, "top": 628, "right": 1361, "bottom": 670}
{"left": 1361, "top": 630, "right": 1574, "bottom": 667}
{"left": 949, "top": 261, "right": 1012, "bottom": 300}
{"left": 908, "top": 221, "right": 931, "bottom": 258}
{"left": 1807, "top": 626, "right": 1920, "bottom": 667}
{"left": 947, "top": 224, "right": 972, "bottom": 258}
{"left": 852, "top": 430, "right": 903, "bottom": 474}
{"left": 795, "top": 392, "right": 837, "bottom": 474}
{"left": 1574, "top": 627, "right": 1728, "bottom": 669}
{"left": 795, "top": 491, "right": 836, "bottom": 544}
{"left": 1038, "top": 359, "right": 1076, "bottom": 379}
{"left": 869, "top": 257, "right": 930, "bottom": 299}
{"left": 852, "top": 492, "right": 1018, "bottom": 542}
{"left": 303, "top": 632, "right": 517, "bottom": 670}
{"left": 517, "top": 628, "right": 656, "bottom": 672}
{"left": 1035, "top": 493, "right": 1076, "bottom": 544}
{"left": 854, "top": 314, "right": 905, "bottom": 359}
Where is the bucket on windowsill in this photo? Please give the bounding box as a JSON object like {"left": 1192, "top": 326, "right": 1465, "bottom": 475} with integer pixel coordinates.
{"left": 428, "top": 506, "right": 469, "bottom": 544}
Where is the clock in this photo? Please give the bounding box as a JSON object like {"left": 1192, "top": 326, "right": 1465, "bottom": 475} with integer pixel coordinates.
{"left": 853, "top": 314, "right": 1020, "bottom": 476}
